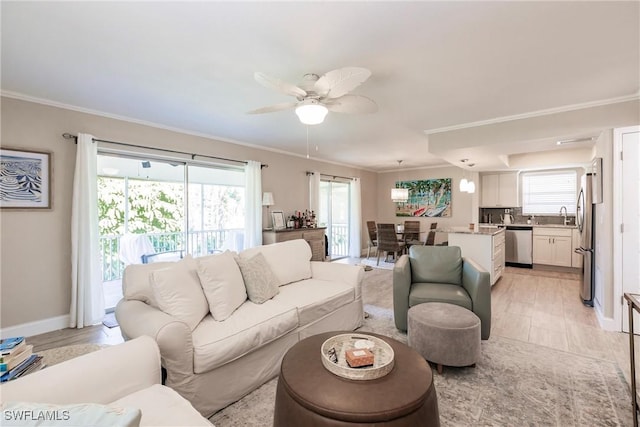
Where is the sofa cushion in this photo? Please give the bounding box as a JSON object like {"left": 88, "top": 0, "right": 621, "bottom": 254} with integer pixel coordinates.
{"left": 235, "top": 253, "right": 280, "bottom": 304}
{"left": 122, "top": 261, "right": 176, "bottom": 308}
{"left": 409, "top": 246, "right": 462, "bottom": 286}
{"left": 191, "top": 301, "right": 298, "bottom": 373}
{"left": 409, "top": 282, "right": 472, "bottom": 311}
{"left": 0, "top": 402, "right": 141, "bottom": 427}
{"left": 196, "top": 251, "right": 247, "bottom": 321}
{"left": 240, "top": 239, "right": 311, "bottom": 286}
{"left": 150, "top": 256, "right": 209, "bottom": 331}
{"left": 110, "top": 384, "right": 212, "bottom": 427}
{"left": 275, "top": 279, "right": 355, "bottom": 326}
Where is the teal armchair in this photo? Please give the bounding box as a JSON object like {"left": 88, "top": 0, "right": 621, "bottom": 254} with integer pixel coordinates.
{"left": 393, "top": 245, "right": 491, "bottom": 340}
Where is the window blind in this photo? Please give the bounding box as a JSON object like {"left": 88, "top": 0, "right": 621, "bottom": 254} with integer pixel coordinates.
{"left": 521, "top": 170, "right": 577, "bottom": 215}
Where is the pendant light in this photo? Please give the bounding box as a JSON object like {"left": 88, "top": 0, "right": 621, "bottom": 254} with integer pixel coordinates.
{"left": 391, "top": 160, "right": 409, "bottom": 202}
{"left": 459, "top": 159, "right": 476, "bottom": 194}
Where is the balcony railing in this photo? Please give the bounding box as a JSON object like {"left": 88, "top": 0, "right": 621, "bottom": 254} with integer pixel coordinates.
{"left": 100, "top": 229, "right": 243, "bottom": 282}
{"left": 330, "top": 223, "right": 349, "bottom": 258}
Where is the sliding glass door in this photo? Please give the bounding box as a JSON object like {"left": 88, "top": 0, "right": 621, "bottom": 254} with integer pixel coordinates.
{"left": 319, "top": 180, "right": 350, "bottom": 259}
{"left": 97, "top": 154, "right": 245, "bottom": 311}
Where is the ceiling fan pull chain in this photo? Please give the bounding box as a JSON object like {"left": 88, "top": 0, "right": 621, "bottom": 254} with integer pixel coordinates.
{"left": 306, "top": 125, "right": 310, "bottom": 159}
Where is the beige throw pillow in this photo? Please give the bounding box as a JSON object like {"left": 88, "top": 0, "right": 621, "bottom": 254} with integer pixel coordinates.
{"left": 150, "top": 256, "right": 209, "bottom": 330}
{"left": 196, "top": 251, "right": 247, "bottom": 321}
{"left": 235, "top": 253, "right": 279, "bottom": 304}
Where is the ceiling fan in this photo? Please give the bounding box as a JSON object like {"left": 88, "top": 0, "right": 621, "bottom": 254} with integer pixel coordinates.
{"left": 247, "top": 67, "right": 378, "bottom": 125}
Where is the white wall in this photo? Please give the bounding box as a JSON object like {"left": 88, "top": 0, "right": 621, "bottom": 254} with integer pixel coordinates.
{"left": 593, "top": 130, "right": 615, "bottom": 320}
{"left": 0, "top": 96, "right": 377, "bottom": 332}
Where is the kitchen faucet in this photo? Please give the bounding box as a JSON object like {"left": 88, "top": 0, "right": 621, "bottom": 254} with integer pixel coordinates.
{"left": 559, "top": 206, "right": 568, "bottom": 225}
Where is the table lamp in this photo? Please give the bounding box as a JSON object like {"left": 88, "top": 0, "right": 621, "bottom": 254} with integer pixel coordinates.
{"left": 262, "top": 192, "right": 275, "bottom": 228}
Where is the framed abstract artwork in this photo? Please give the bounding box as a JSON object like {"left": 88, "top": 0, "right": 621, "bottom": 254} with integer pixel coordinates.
{"left": 394, "top": 178, "right": 452, "bottom": 217}
{"left": 0, "top": 147, "right": 52, "bottom": 209}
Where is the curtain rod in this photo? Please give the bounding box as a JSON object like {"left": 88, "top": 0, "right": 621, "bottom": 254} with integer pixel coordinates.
{"left": 306, "top": 171, "right": 355, "bottom": 181}
{"left": 62, "top": 133, "right": 268, "bottom": 168}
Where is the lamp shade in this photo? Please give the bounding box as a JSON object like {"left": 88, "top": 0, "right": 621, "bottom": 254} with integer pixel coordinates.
{"left": 466, "top": 181, "right": 476, "bottom": 194}
{"left": 391, "top": 188, "right": 409, "bottom": 202}
{"left": 295, "top": 101, "right": 328, "bottom": 125}
{"left": 262, "top": 192, "right": 274, "bottom": 206}
{"left": 459, "top": 178, "right": 469, "bottom": 192}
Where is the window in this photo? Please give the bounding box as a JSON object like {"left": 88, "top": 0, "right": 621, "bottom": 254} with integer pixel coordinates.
{"left": 97, "top": 153, "right": 245, "bottom": 310}
{"left": 521, "top": 170, "right": 577, "bottom": 215}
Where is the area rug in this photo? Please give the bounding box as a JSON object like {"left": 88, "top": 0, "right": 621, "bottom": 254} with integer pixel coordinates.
{"left": 210, "top": 267, "right": 632, "bottom": 426}
{"left": 357, "top": 257, "right": 397, "bottom": 271}
{"left": 38, "top": 343, "right": 108, "bottom": 367}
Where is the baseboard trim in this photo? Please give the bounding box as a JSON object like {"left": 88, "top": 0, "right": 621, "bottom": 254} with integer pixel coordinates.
{"left": 1, "top": 314, "right": 70, "bottom": 338}
{"left": 594, "top": 301, "right": 618, "bottom": 331}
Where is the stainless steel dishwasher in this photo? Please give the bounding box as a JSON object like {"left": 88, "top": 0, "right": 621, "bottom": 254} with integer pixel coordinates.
{"left": 505, "top": 225, "right": 533, "bottom": 268}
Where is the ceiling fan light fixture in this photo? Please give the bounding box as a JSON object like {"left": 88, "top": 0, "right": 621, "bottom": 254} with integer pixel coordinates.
{"left": 295, "top": 100, "right": 328, "bottom": 125}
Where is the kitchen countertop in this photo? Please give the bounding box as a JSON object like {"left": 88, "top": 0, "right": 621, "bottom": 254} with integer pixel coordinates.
{"left": 479, "top": 223, "right": 577, "bottom": 229}
{"left": 439, "top": 226, "right": 505, "bottom": 236}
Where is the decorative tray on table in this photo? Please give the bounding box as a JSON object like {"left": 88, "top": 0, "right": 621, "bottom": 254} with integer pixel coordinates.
{"left": 320, "top": 333, "right": 395, "bottom": 381}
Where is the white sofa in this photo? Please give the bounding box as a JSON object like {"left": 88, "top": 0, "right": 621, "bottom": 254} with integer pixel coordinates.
{"left": 0, "top": 336, "right": 212, "bottom": 426}
{"left": 115, "top": 239, "right": 364, "bottom": 417}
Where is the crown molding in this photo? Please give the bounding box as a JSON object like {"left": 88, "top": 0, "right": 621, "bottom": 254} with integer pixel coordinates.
{"left": 1, "top": 90, "right": 375, "bottom": 173}
{"left": 424, "top": 93, "right": 640, "bottom": 135}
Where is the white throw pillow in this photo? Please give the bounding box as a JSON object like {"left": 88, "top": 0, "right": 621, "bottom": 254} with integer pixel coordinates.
{"left": 196, "top": 251, "right": 247, "bottom": 321}
{"left": 235, "top": 253, "right": 280, "bottom": 304}
{"left": 1, "top": 402, "right": 141, "bottom": 427}
{"left": 240, "top": 239, "right": 312, "bottom": 286}
{"left": 150, "top": 256, "right": 209, "bottom": 331}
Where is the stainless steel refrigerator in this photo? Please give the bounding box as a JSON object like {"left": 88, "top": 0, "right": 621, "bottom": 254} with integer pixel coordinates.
{"left": 575, "top": 173, "right": 595, "bottom": 306}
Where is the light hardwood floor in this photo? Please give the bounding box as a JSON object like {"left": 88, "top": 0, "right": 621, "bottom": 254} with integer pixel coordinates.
{"left": 25, "top": 263, "right": 639, "bottom": 390}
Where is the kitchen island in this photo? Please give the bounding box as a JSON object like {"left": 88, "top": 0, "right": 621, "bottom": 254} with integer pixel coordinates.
{"left": 441, "top": 226, "right": 505, "bottom": 285}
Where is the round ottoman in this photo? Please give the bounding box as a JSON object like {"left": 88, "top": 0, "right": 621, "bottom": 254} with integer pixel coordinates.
{"left": 408, "top": 302, "right": 481, "bottom": 374}
{"left": 273, "top": 331, "right": 440, "bottom": 427}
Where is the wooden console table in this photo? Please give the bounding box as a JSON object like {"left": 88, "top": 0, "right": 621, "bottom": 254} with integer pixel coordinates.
{"left": 263, "top": 227, "right": 326, "bottom": 261}
{"left": 624, "top": 292, "right": 640, "bottom": 427}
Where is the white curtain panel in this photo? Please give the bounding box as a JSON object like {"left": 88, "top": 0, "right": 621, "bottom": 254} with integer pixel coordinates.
{"left": 309, "top": 171, "right": 320, "bottom": 212}
{"left": 70, "top": 133, "right": 105, "bottom": 328}
{"left": 244, "top": 160, "right": 262, "bottom": 248}
{"left": 349, "top": 178, "right": 362, "bottom": 258}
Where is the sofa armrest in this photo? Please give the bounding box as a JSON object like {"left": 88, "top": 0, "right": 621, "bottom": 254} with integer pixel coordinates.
{"left": 310, "top": 261, "right": 364, "bottom": 300}
{"left": 393, "top": 255, "right": 412, "bottom": 331}
{"left": 461, "top": 257, "right": 492, "bottom": 340}
{"left": 1, "top": 336, "right": 160, "bottom": 404}
{"left": 115, "top": 300, "right": 196, "bottom": 401}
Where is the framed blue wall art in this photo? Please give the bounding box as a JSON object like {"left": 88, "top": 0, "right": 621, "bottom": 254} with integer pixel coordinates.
{"left": 0, "top": 147, "right": 51, "bottom": 209}
{"left": 394, "top": 178, "right": 451, "bottom": 217}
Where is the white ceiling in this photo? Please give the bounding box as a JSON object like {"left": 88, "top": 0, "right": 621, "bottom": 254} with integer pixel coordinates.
{"left": 2, "top": 1, "right": 639, "bottom": 171}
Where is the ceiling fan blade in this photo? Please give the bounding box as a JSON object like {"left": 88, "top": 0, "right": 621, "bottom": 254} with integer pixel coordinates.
{"left": 247, "top": 102, "right": 298, "bottom": 114}
{"left": 254, "top": 72, "right": 307, "bottom": 99}
{"left": 324, "top": 95, "right": 378, "bottom": 114}
{"left": 315, "top": 67, "right": 372, "bottom": 99}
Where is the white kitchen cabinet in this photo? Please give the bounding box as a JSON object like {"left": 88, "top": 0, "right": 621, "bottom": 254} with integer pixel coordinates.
{"left": 447, "top": 228, "right": 505, "bottom": 285}
{"left": 532, "top": 227, "right": 573, "bottom": 267}
{"left": 571, "top": 228, "right": 583, "bottom": 268}
{"left": 480, "top": 173, "right": 519, "bottom": 207}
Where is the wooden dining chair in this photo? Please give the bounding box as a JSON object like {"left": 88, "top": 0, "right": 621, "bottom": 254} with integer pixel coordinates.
{"left": 366, "top": 220, "right": 378, "bottom": 259}
{"left": 403, "top": 220, "right": 422, "bottom": 247}
{"left": 376, "top": 223, "right": 406, "bottom": 265}
{"left": 424, "top": 222, "right": 438, "bottom": 246}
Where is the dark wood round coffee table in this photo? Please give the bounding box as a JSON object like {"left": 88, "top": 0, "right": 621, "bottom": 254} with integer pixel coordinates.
{"left": 273, "top": 332, "right": 440, "bottom": 426}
